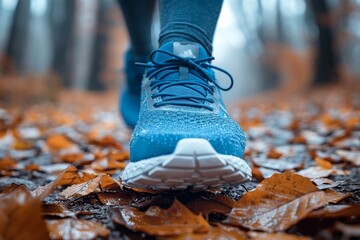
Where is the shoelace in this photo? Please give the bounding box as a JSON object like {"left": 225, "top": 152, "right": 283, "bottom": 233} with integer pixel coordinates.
{"left": 136, "top": 49, "right": 234, "bottom": 111}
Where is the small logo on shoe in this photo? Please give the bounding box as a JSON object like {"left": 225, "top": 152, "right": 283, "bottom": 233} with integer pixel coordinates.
{"left": 179, "top": 49, "right": 196, "bottom": 59}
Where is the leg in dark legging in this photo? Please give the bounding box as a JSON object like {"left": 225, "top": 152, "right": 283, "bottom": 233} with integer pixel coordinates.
{"left": 118, "top": 0, "right": 156, "bottom": 127}
{"left": 118, "top": 0, "right": 156, "bottom": 57}
{"left": 159, "top": 0, "right": 223, "bottom": 55}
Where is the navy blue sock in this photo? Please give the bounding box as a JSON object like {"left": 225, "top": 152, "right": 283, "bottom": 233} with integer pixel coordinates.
{"left": 159, "top": 0, "right": 223, "bottom": 55}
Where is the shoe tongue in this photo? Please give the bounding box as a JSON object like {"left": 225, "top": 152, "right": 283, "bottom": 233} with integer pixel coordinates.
{"left": 153, "top": 42, "right": 211, "bottom": 110}
{"left": 173, "top": 42, "right": 199, "bottom": 59}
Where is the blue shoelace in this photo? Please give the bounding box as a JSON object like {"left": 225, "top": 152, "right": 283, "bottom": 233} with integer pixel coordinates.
{"left": 136, "top": 49, "right": 234, "bottom": 111}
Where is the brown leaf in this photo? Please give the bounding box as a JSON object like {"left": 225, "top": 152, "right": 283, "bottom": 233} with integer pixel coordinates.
{"left": 297, "top": 166, "right": 334, "bottom": 179}
{"left": 336, "top": 150, "right": 360, "bottom": 166}
{"left": 13, "top": 139, "right": 35, "bottom": 150}
{"left": 47, "top": 134, "right": 74, "bottom": 150}
{"left": 315, "top": 157, "right": 333, "bottom": 169}
{"left": 248, "top": 231, "right": 311, "bottom": 240}
{"left": 0, "top": 157, "right": 17, "bottom": 170}
{"left": 97, "top": 191, "right": 133, "bottom": 206}
{"left": 267, "top": 148, "right": 283, "bottom": 159}
{"left": 307, "top": 205, "right": 360, "bottom": 218}
{"left": 186, "top": 195, "right": 235, "bottom": 216}
{"left": 60, "top": 174, "right": 119, "bottom": 199}
{"left": 46, "top": 219, "right": 109, "bottom": 240}
{"left": 111, "top": 199, "right": 210, "bottom": 236}
{"left": 42, "top": 203, "right": 75, "bottom": 218}
{"left": 323, "top": 189, "right": 352, "bottom": 203}
{"left": 32, "top": 165, "right": 97, "bottom": 200}
{"left": 0, "top": 185, "right": 49, "bottom": 240}
{"left": 225, "top": 172, "right": 329, "bottom": 232}
{"left": 160, "top": 224, "right": 248, "bottom": 240}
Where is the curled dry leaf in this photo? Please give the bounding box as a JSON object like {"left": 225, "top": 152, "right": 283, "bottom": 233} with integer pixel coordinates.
{"left": 225, "top": 172, "right": 329, "bottom": 232}
{"left": 60, "top": 174, "right": 119, "bottom": 199}
{"left": 46, "top": 219, "right": 109, "bottom": 240}
{"left": 323, "top": 189, "right": 352, "bottom": 204}
{"left": 42, "top": 203, "right": 75, "bottom": 218}
{"left": 111, "top": 199, "right": 210, "bottom": 236}
{"left": 307, "top": 205, "right": 360, "bottom": 218}
{"left": 0, "top": 185, "right": 49, "bottom": 240}
{"left": 32, "top": 165, "right": 97, "bottom": 200}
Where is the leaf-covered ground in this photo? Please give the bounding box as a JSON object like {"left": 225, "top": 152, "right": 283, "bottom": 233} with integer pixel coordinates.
{"left": 1, "top": 88, "right": 360, "bottom": 240}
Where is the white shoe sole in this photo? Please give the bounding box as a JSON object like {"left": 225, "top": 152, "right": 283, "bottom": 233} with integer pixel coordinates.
{"left": 121, "top": 138, "right": 252, "bottom": 190}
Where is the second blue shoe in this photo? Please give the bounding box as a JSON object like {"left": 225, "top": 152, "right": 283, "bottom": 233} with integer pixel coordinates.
{"left": 122, "top": 42, "right": 251, "bottom": 190}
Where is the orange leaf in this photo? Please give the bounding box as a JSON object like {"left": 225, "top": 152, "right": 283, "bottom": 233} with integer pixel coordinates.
{"left": 267, "top": 148, "right": 283, "bottom": 159}
{"left": 46, "top": 219, "right": 109, "bottom": 240}
{"left": 307, "top": 205, "right": 360, "bottom": 218}
{"left": 59, "top": 174, "right": 120, "bottom": 199}
{"left": 315, "top": 157, "right": 333, "bottom": 169}
{"left": 225, "top": 172, "right": 329, "bottom": 232}
{"left": 42, "top": 203, "right": 75, "bottom": 218}
{"left": 97, "top": 191, "right": 133, "bottom": 206}
{"left": 0, "top": 185, "right": 49, "bottom": 240}
{"left": 47, "top": 134, "right": 74, "bottom": 150}
{"left": 111, "top": 199, "right": 210, "bottom": 236}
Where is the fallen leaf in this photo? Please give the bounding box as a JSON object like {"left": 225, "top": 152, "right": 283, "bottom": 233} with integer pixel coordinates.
{"left": 248, "top": 231, "right": 310, "bottom": 240}
{"left": 111, "top": 199, "right": 210, "bottom": 236}
{"left": 315, "top": 157, "right": 333, "bottom": 169}
{"left": 0, "top": 185, "right": 49, "bottom": 240}
{"left": 336, "top": 150, "right": 360, "bottom": 166}
{"left": 42, "top": 203, "right": 76, "bottom": 218}
{"left": 252, "top": 156, "right": 302, "bottom": 172}
{"left": 225, "top": 172, "right": 329, "bottom": 232}
{"left": 297, "top": 166, "right": 334, "bottom": 179}
{"left": 307, "top": 205, "right": 360, "bottom": 218}
{"left": 46, "top": 219, "right": 109, "bottom": 240}
{"left": 323, "top": 189, "right": 352, "bottom": 203}
{"left": 47, "top": 134, "right": 74, "bottom": 150}
{"left": 97, "top": 191, "right": 133, "bottom": 206}
{"left": 0, "top": 157, "right": 17, "bottom": 170}
{"left": 60, "top": 174, "right": 119, "bottom": 199}
{"left": 267, "top": 148, "right": 283, "bottom": 159}
{"left": 160, "top": 224, "right": 248, "bottom": 240}
{"left": 13, "top": 139, "right": 35, "bottom": 150}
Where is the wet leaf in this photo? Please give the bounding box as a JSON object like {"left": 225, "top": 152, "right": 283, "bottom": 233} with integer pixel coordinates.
{"left": 225, "top": 172, "right": 329, "bottom": 232}
{"left": 46, "top": 219, "right": 109, "bottom": 240}
{"left": 111, "top": 199, "right": 210, "bottom": 236}
{"left": 307, "top": 205, "right": 360, "bottom": 218}
{"left": 97, "top": 191, "right": 133, "bottom": 206}
{"left": 0, "top": 185, "right": 49, "bottom": 240}
{"left": 60, "top": 174, "right": 119, "bottom": 199}
{"left": 186, "top": 195, "right": 235, "bottom": 216}
{"left": 42, "top": 203, "right": 75, "bottom": 218}
{"left": 323, "top": 189, "right": 352, "bottom": 203}
{"left": 160, "top": 224, "right": 248, "bottom": 240}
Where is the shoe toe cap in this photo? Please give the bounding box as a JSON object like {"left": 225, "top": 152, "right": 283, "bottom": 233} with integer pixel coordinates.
{"left": 130, "top": 110, "right": 246, "bottom": 162}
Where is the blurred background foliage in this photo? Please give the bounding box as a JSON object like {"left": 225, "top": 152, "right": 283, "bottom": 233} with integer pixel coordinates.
{"left": 0, "top": 0, "right": 359, "bottom": 104}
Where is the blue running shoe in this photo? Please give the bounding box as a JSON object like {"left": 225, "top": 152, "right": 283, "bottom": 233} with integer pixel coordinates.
{"left": 122, "top": 42, "right": 251, "bottom": 190}
{"left": 119, "top": 50, "right": 147, "bottom": 128}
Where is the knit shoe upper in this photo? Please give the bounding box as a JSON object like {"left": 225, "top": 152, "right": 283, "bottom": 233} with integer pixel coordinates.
{"left": 130, "top": 42, "right": 246, "bottom": 162}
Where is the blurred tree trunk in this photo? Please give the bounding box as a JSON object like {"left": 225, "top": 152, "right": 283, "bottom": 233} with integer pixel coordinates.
{"left": 309, "top": 0, "right": 338, "bottom": 84}
{"left": 49, "top": 0, "right": 76, "bottom": 87}
{"left": 4, "top": 0, "right": 31, "bottom": 74}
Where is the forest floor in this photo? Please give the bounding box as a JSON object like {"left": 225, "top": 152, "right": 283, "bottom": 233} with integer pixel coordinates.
{"left": 0, "top": 86, "right": 360, "bottom": 240}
